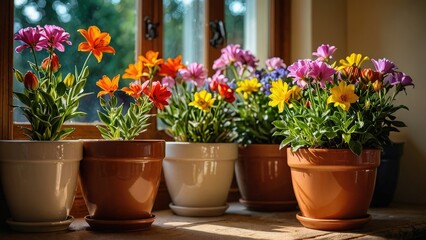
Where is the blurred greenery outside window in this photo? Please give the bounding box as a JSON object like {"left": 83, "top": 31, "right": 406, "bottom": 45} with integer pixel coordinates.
{"left": 13, "top": 0, "right": 247, "bottom": 123}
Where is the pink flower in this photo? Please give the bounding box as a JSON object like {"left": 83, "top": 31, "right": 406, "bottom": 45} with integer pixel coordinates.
{"left": 162, "top": 76, "right": 175, "bottom": 88}
{"left": 40, "top": 25, "right": 72, "bottom": 52}
{"left": 179, "top": 62, "right": 208, "bottom": 87}
{"left": 265, "top": 57, "right": 286, "bottom": 71}
{"left": 208, "top": 71, "right": 228, "bottom": 91}
{"left": 14, "top": 26, "right": 44, "bottom": 53}
{"left": 288, "top": 59, "right": 312, "bottom": 88}
{"left": 213, "top": 44, "right": 243, "bottom": 70}
{"left": 239, "top": 49, "right": 258, "bottom": 69}
{"left": 309, "top": 61, "right": 336, "bottom": 88}
{"left": 312, "top": 44, "right": 337, "bottom": 61}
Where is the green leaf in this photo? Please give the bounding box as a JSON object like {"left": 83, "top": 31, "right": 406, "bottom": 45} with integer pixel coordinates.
{"left": 392, "top": 121, "right": 407, "bottom": 128}
{"left": 13, "top": 92, "right": 31, "bottom": 106}
{"left": 349, "top": 140, "right": 362, "bottom": 156}
{"left": 98, "top": 111, "right": 111, "bottom": 125}
{"left": 56, "top": 82, "right": 67, "bottom": 96}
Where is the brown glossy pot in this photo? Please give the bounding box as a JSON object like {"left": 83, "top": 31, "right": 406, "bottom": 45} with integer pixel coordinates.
{"left": 287, "top": 148, "right": 380, "bottom": 220}
{"left": 235, "top": 144, "right": 297, "bottom": 211}
{"left": 79, "top": 140, "right": 165, "bottom": 220}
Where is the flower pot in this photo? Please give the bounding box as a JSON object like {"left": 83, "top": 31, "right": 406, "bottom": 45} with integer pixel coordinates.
{"left": 0, "top": 140, "right": 82, "bottom": 232}
{"left": 235, "top": 144, "right": 297, "bottom": 211}
{"left": 371, "top": 142, "right": 404, "bottom": 207}
{"left": 287, "top": 148, "right": 380, "bottom": 231}
{"left": 163, "top": 142, "right": 237, "bottom": 217}
{"left": 79, "top": 140, "right": 164, "bottom": 231}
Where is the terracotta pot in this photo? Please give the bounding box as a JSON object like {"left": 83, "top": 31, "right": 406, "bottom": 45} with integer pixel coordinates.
{"left": 0, "top": 140, "right": 82, "bottom": 232}
{"left": 163, "top": 142, "right": 237, "bottom": 217}
{"left": 235, "top": 144, "right": 297, "bottom": 211}
{"left": 287, "top": 148, "right": 380, "bottom": 230}
{"left": 79, "top": 140, "right": 164, "bottom": 231}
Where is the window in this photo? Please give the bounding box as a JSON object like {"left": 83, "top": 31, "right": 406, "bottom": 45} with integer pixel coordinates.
{"left": 0, "top": 0, "right": 290, "bottom": 140}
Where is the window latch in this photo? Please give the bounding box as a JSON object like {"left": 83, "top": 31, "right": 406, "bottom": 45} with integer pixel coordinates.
{"left": 209, "top": 20, "right": 226, "bottom": 48}
{"left": 144, "top": 16, "right": 159, "bottom": 40}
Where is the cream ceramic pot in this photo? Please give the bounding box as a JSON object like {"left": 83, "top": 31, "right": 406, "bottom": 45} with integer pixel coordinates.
{"left": 163, "top": 142, "right": 237, "bottom": 208}
{"left": 0, "top": 140, "right": 82, "bottom": 222}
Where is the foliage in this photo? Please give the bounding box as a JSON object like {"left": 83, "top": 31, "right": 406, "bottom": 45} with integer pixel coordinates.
{"left": 96, "top": 51, "right": 171, "bottom": 140}
{"left": 13, "top": 25, "right": 113, "bottom": 140}
{"left": 270, "top": 44, "right": 414, "bottom": 155}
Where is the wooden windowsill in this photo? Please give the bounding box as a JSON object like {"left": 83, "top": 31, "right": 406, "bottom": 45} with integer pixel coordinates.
{"left": 2, "top": 202, "right": 426, "bottom": 239}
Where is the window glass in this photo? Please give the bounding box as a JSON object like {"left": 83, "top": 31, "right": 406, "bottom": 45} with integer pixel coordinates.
{"left": 13, "top": 0, "right": 136, "bottom": 122}
{"left": 225, "top": 0, "right": 246, "bottom": 47}
{"left": 163, "top": 0, "right": 205, "bottom": 64}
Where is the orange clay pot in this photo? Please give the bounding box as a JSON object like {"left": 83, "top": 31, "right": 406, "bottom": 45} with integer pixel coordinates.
{"left": 287, "top": 148, "right": 380, "bottom": 230}
{"left": 235, "top": 144, "right": 297, "bottom": 211}
{"left": 79, "top": 140, "right": 164, "bottom": 231}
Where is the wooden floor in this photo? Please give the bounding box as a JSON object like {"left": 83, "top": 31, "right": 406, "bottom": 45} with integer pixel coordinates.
{"left": 2, "top": 202, "right": 426, "bottom": 239}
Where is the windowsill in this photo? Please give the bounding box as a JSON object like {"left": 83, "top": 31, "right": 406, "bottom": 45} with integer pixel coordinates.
{"left": 2, "top": 202, "right": 426, "bottom": 239}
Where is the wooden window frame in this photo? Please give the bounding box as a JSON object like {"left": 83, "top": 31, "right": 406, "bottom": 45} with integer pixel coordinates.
{"left": 0, "top": 0, "right": 290, "bottom": 212}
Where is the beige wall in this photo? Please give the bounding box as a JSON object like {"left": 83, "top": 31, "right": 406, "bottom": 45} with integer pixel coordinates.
{"left": 292, "top": 0, "right": 426, "bottom": 205}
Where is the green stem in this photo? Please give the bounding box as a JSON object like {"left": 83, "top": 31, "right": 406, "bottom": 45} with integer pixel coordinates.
{"left": 79, "top": 52, "right": 92, "bottom": 79}
{"left": 31, "top": 48, "right": 41, "bottom": 79}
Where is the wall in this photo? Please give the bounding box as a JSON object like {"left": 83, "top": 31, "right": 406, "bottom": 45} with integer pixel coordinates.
{"left": 292, "top": 0, "right": 426, "bottom": 205}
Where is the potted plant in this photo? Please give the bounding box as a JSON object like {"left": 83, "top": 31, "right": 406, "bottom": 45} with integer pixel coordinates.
{"left": 220, "top": 44, "right": 297, "bottom": 211}
{"left": 0, "top": 25, "right": 110, "bottom": 232}
{"left": 157, "top": 56, "right": 238, "bottom": 217}
{"left": 79, "top": 50, "right": 171, "bottom": 231}
{"left": 270, "top": 44, "right": 413, "bottom": 230}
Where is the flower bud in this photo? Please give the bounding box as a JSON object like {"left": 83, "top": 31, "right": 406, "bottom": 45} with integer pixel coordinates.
{"left": 24, "top": 71, "right": 38, "bottom": 91}
{"left": 13, "top": 68, "right": 24, "bottom": 83}
{"left": 372, "top": 80, "right": 382, "bottom": 92}
{"left": 340, "top": 66, "right": 361, "bottom": 83}
{"left": 63, "top": 73, "right": 75, "bottom": 88}
{"left": 41, "top": 53, "right": 60, "bottom": 73}
{"left": 361, "top": 68, "right": 381, "bottom": 85}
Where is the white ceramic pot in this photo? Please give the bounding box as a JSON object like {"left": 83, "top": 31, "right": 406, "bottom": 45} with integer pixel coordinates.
{"left": 0, "top": 140, "right": 82, "bottom": 224}
{"left": 163, "top": 142, "right": 237, "bottom": 216}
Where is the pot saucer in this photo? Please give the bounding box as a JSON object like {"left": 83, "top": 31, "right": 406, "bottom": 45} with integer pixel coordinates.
{"left": 84, "top": 215, "right": 155, "bottom": 232}
{"left": 239, "top": 198, "right": 298, "bottom": 211}
{"left": 296, "top": 212, "right": 371, "bottom": 231}
{"left": 169, "top": 203, "right": 229, "bottom": 217}
{"left": 6, "top": 215, "right": 74, "bottom": 232}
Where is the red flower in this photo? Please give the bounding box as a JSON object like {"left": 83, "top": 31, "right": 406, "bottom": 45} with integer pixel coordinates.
{"left": 218, "top": 83, "right": 235, "bottom": 103}
{"left": 24, "top": 71, "right": 38, "bottom": 91}
{"left": 158, "top": 55, "right": 186, "bottom": 78}
{"left": 144, "top": 81, "right": 172, "bottom": 110}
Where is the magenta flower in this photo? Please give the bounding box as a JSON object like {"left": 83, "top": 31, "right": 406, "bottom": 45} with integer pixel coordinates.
{"left": 309, "top": 61, "right": 336, "bottom": 88}
{"left": 161, "top": 76, "right": 175, "bottom": 88}
{"left": 39, "top": 25, "right": 72, "bottom": 52}
{"left": 213, "top": 44, "right": 243, "bottom": 70}
{"left": 312, "top": 44, "right": 337, "bottom": 61}
{"left": 179, "top": 62, "right": 208, "bottom": 87}
{"left": 384, "top": 72, "right": 413, "bottom": 86}
{"left": 265, "top": 57, "right": 286, "bottom": 71}
{"left": 239, "top": 49, "right": 258, "bottom": 69}
{"left": 14, "top": 26, "right": 44, "bottom": 53}
{"left": 371, "top": 58, "right": 396, "bottom": 74}
{"left": 288, "top": 59, "right": 312, "bottom": 88}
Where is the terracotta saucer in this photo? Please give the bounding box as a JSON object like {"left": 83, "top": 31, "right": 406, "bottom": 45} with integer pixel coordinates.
{"left": 169, "top": 203, "right": 229, "bottom": 217}
{"left": 6, "top": 215, "right": 74, "bottom": 232}
{"left": 239, "top": 198, "right": 298, "bottom": 212}
{"left": 296, "top": 212, "right": 371, "bottom": 231}
{"left": 84, "top": 215, "right": 155, "bottom": 232}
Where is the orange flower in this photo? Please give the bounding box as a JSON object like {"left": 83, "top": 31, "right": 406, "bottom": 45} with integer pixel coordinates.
{"left": 138, "top": 50, "right": 163, "bottom": 68}
{"left": 123, "top": 61, "right": 145, "bottom": 80}
{"left": 41, "top": 53, "right": 60, "bottom": 73}
{"left": 158, "top": 55, "right": 186, "bottom": 78}
{"left": 143, "top": 81, "right": 171, "bottom": 110}
{"left": 218, "top": 83, "right": 235, "bottom": 103}
{"left": 122, "top": 81, "right": 144, "bottom": 99}
{"left": 78, "top": 26, "right": 115, "bottom": 63}
{"left": 96, "top": 74, "right": 120, "bottom": 97}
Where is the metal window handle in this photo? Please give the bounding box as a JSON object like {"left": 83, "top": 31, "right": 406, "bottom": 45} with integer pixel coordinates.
{"left": 209, "top": 20, "right": 226, "bottom": 48}
{"left": 145, "top": 16, "right": 158, "bottom": 40}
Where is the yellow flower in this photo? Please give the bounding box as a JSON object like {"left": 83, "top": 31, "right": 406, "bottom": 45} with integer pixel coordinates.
{"left": 337, "top": 53, "right": 369, "bottom": 70}
{"left": 189, "top": 90, "right": 215, "bottom": 112}
{"left": 268, "top": 79, "right": 293, "bottom": 113}
{"left": 327, "top": 81, "right": 359, "bottom": 111}
{"left": 236, "top": 78, "right": 262, "bottom": 99}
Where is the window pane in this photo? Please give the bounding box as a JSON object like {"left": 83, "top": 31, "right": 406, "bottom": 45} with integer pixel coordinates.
{"left": 163, "top": 0, "right": 205, "bottom": 64}
{"left": 13, "top": 0, "right": 136, "bottom": 122}
{"left": 225, "top": 0, "right": 246, "bottom": 47}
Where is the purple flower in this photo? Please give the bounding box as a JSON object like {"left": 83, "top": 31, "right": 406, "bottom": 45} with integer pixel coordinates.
{"left": 384, "top": 72, "right": 413, "bottom": 86}
{"left": 309, "top": 61, "right": 336, "bottom": 88}
{"left": 161, "top": 76, "right": 175, "bottom": 88}
{"left": 239, "top": 49, "right": 258, "bottom": 69}
{"left": 265, "top": 57, "right": 286, "bottom": 71}
{"left": 14, "top": 26, "right": 44, "bottom": 53}
{"left": 371, "top": 58, "right": 396, "bottom": 74}
{"left": 312, "top": 44, "right": 337, "bottom": 61}
{"left": 39, "top": 25, "right": 72, "bottom": 52}
{"left": 179, "top": 62, "right": 208, "bottom": 87}
{"left": 260, "top": 67, "right": 289, "bottom": 95}
{"left": 288, "top": 59, "right": 312, "bottom": 88}
{"left": 213, "top": 44, "right": 243, "bottom": 70}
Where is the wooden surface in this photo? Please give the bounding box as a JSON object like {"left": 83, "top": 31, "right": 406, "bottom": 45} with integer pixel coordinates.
{"left": 2, "top": 202, "right": 426, "bottom": 239}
